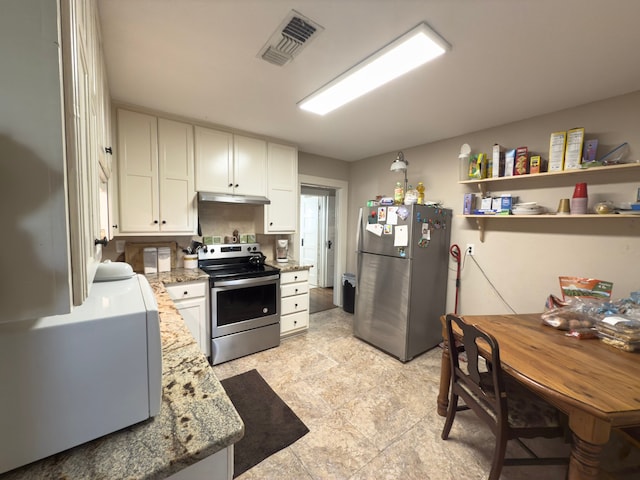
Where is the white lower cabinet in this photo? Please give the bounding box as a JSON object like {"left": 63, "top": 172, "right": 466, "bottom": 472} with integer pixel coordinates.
{"left": 280, "top": 270, "right": 309, "bottom": 336}
{"left": 166, "top": 445, "right": 233, "bottom": 480}
{"left": 166, "top": 281, "right": 210, "bottom": 357}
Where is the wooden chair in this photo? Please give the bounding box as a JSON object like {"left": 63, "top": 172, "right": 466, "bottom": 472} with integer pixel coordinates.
{"left": 441, "top": 314, "right": 569, "bottom": 480}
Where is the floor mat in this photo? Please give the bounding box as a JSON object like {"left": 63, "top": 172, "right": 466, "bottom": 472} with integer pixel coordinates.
{"left": 220, "top": 369, "right": 309, "bottom": 477}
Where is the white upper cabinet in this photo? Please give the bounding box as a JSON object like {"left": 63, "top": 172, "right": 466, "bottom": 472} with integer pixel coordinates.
{"left": 194, "top": 126, "right": 233, "bottom": 193}
{"left": 158, "top": 118, "right": 196, "bottom": 232}
{"left": 263, "top": 143, "right": 298, "bottom": 233}
{"left": 117, "top": 110, "right": 159, "bottom": 232}
{"left": 233, "top": 135, "right": 267, "bottom": 196}
{"left": 1, "top": 0, "right": 110, "bottom": 321}
{"left": 117, "top": 109, "right": 196, "bottom": 235}
{"left": 195, "top": 127, "right": 267, "bottom": 196}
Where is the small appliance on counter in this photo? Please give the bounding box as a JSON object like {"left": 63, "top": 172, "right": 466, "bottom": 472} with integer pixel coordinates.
{"left": 0, "top": 262, "right": 162, "bottom": 474}
{"left": 276, "top": 239, "right": 289, "bottom": 263}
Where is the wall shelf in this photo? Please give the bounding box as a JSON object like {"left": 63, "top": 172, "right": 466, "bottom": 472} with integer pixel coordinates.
{"left": 459, "top": 162, "right": 640, "bottom": 242}
{"left": 460, "top": 213, "right": 639, "bottom": 242}
{"left": 459, "top": 162, "right": 640, "bottom": 195}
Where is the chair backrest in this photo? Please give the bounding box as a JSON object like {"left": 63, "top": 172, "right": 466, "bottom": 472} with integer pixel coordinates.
{"left": 445, "top": 314, "right": 508, "bottom": 429}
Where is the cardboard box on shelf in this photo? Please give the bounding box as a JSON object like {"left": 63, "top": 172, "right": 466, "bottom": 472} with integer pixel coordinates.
{"left": 549, "top": 131, "right": 567, "bottom": 171}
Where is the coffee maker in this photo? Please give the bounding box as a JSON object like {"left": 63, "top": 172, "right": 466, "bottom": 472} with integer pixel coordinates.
{"left": 276, "top": 239, "right": 289, "bottom": 263}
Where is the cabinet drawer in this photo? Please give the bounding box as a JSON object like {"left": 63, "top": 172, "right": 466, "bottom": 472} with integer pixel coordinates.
{"left": 281, "top": 293, "right": 309, "bottom": 315}
{"left": 165, "top": 281, "right": 207, "bottom": 301}
{"left": 280, "top": 269, "right": 309, "bottom": 285}
{"left": 281, "top": 282, "right": 309, "bottom": 298}
{"left": 281, "top": 310, "right": 309, "bottom": 335}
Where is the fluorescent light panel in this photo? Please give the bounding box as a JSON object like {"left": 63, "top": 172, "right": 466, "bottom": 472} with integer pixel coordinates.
{"left": 298, "top": 22, "right": 450, "bottom": 115}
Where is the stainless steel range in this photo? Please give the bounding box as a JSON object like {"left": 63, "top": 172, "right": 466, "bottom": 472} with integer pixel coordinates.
{"left": 198, "top": 243, "right": 280, "bottom": 365}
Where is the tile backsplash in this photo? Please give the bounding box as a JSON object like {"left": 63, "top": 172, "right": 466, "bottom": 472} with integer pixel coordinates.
{"left": 103, "top": 202, "right": 295, "bottom": 266}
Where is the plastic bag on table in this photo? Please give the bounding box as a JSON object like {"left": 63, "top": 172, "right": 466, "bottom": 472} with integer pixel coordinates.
{"left": 541, "top": 296, "right": 599, "bottom": 331}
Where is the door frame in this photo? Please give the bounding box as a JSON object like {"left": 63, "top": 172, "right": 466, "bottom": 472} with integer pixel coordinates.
{"left": 297, "top": 175, "right": 348, "bottom": 307}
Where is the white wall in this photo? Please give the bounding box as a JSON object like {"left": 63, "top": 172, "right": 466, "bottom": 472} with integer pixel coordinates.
{"left": 348, "top": 91, "right": 640, "bottom": 315}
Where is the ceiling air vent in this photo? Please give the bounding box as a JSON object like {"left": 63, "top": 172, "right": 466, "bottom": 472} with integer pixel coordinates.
{"left": 258, "top": 10, "right": 324, "bottom": 66}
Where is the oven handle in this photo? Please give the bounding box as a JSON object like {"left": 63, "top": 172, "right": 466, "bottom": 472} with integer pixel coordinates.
{"left": 214, "top": 274, "right": 280, "bottom": 288}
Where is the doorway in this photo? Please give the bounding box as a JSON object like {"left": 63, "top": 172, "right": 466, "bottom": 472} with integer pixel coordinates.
{"left": 297, "top": 175, "right": 349, "bottom": 309}
{"left": 300, "top": 187, "right": 335, "bottom": 288}
{"left": 300, "top": 188, "right": 336, "bottom": 314}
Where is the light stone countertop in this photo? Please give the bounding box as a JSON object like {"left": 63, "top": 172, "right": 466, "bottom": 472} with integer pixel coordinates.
{"left": 265, "top": 259, "right": 313, "bottom": 272}
{"left": 0, "top": 270, "right": 243, "bottom": 480}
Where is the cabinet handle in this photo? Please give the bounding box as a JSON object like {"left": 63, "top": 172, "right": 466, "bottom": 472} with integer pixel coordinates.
{"left": 162, "top": 220, "right": 167, "bottom": 224}
{"left": 270, "top": 222, "right": 273, "bottom": 226}
{"left": 94, "top": 237, "right": 108, "bottom": 246}
{"left": 295, "top": 303, "right": 298, "bottom": 308}
{"left": 154, "top": 220, "right": 159, "bottom": 224}
{"left": 112, "top": 224, "right": 118, "bottom": 229}
{"left": 235, "top": 184, "right": 239, "bottom": 188}
{"left": 184, "top": 291, "right": 188, "bottom": 295}
{"left": 294, "top": 276, "right": 298, "bottom": 281}
{"left": 295, "top": 288, "right": 298, "bottom": 293}
{"left": 228, "top": 183, "right": 233, "bottom": 187}
{"left": 294, "top": 320, "right": 297, "bottom": 325}
{"left": 105, "top": 146, "right": 113, "bottom": 155}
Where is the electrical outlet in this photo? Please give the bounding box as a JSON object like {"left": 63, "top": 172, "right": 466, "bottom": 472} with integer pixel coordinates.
{"left": 466, "top": 243, "right": 475, "bottom": 256}
{"left": 116, "top": 240, "right": 126, "bottom": 253}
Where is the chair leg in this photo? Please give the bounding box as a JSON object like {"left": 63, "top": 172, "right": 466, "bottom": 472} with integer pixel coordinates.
{"left": 441, "top": 393, "right": 458, "bottom": 440}
{"left": 488, "top": 431, "right": 508, "bottom": 480}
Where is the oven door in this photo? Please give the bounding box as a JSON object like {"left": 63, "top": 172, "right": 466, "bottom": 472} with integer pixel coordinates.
{"left": 211, "top": 274, "right": 280, "bottom": 338}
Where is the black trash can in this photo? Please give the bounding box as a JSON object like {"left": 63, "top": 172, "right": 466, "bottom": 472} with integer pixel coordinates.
{"left": 342, "top": 273, "right": 355, "bottom": 314}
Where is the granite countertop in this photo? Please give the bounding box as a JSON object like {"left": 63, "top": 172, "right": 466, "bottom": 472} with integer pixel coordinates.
{"left": 0, "top": 270, "right": 243, "bottom": 480}
{"left": 265, "top": 259, "right": 313, "bottom": 272}
{"left": 144, "top": 267, "right": 209, "bottom": 284}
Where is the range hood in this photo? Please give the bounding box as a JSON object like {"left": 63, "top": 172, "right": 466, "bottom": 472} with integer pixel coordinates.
{"left": 198, "top": 192, "right": 271, "bottom": 205}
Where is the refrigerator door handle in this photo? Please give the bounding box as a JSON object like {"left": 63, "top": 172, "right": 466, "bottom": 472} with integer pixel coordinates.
{"left": 355, "top": 207, "right": 363, "bottom": 253}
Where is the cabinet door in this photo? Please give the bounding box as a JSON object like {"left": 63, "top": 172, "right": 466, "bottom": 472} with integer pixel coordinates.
{"left": 194, "top": 126, "right": 233, "bottom": 194}
{"left": 117, "top": 109, "right": 159, "bottom": 232}
{"left": 233, "top": 135, "right": 267, "bottom": 196}
{"left": 158, "top": 118, "right": 196, "bottom": 233}
{"left": 265, "top": 143, "right": 298, "bottom": 232}
{"left": 67, "top": 3, "right": 102, "bottom": 303}
{"left": 174, "top": 297, "right": 209, "bottom": 356}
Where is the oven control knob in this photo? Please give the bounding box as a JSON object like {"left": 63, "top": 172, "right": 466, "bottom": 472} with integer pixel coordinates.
{"left": 263, "top": 308, "right": 268, "bottom": 314}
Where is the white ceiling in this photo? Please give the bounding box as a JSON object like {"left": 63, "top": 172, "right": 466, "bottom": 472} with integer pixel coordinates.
{"left": 98, "top": 0, "right": 640, "bottom": 162}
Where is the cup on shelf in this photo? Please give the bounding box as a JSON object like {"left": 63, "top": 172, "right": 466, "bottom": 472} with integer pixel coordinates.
{"left": 571, "top": 182, "right": 588, "bottom": 214}
{"left": 557, "top": 198, "right": 571, "bottom": 215}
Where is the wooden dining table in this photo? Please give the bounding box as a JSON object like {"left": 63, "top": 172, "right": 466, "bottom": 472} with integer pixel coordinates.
{"left": 436, "top": 313, "right": 640, "bottom": 480}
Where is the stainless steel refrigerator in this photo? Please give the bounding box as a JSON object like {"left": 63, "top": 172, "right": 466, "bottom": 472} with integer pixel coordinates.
{"left": 354, "top": 203, "right": 452, "bottom": 362}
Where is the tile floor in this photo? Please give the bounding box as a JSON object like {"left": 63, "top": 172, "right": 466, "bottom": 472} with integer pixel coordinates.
{"left": 309, "top": 286, "right": 335, "bottom": 314}
{"left": 212, "top": 308, "right": 625, "bottom": 480}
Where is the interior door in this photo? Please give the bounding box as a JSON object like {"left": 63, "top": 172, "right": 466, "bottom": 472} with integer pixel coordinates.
{"left": 323, "top": 196, "right": 336, "bottom": 287}
{"left": 300, "top": 195, "right": 319, "bottom": 286}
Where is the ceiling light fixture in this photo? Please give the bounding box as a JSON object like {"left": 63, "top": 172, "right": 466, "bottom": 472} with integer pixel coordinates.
{"left": 298, "top": 22, "right": 450, "bottom": 116}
